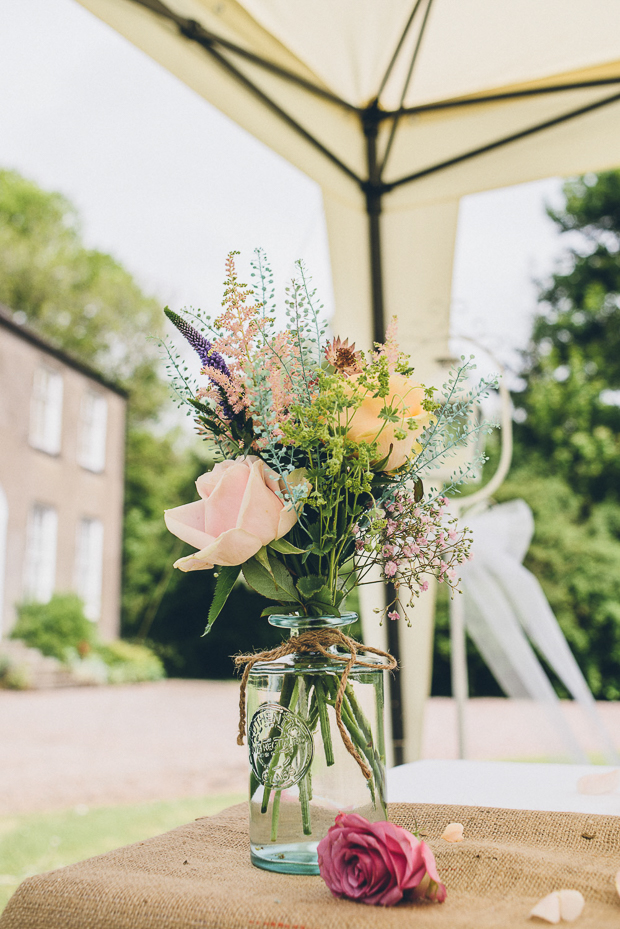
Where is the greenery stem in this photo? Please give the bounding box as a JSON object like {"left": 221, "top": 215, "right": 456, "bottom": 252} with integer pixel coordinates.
{"left": 270, "top": 790, "right": 282, "bottom": 842}
{"left": 314, "top": 678, "right": 335, "bottom": 766}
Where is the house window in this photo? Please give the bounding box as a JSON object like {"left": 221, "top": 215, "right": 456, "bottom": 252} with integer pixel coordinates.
{"left": 75, "top": 517, "right": 104, "bottom": 621}
{"left": 29, "top": 366, "right": 63, "bottom": 455}
{"left": 78, "top": 391, "right": 108, "bottom": 473}
{"left": 23, "top": 504, "right": 58, "bottom": 603}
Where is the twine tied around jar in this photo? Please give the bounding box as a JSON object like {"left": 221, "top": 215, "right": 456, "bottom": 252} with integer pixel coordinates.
{"left": 234, "top": 629, "right": 397, "bottom": 780}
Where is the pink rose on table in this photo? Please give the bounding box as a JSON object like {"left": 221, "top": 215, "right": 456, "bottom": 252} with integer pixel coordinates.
{"left": 164, "top": 456, "right": 302, "bottom": 572}
{"left": 317, "top": 812, "right": 446, "bottom": 907}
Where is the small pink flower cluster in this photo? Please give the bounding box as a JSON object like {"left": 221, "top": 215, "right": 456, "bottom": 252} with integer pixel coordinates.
{"left": 197, "top": 254, "right": 315, "bottom": 451}
{"left": 355, "top": 491, "right": 472, "bottom": 622}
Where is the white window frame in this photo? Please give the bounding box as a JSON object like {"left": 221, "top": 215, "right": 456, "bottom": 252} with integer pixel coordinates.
{"left": 23, "top": 503, "right": 58, "bottom": 603}
{"left": 29, "top": 366, "right": 63, "bottom": 456}
{"left": 78, "top": 390, "right": 108, "bottom": 473}
{"left": 74, "top": 517, "right": 104, "bottom": 622}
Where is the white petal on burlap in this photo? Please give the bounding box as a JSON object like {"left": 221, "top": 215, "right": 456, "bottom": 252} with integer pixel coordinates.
{"left": 529, "top": 889, "right": 585, "bottom": 923}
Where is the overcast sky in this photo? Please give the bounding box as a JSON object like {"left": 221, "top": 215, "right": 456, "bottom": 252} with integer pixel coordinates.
{"left": 0, "top": 0, "right": 571, "bottom": 376}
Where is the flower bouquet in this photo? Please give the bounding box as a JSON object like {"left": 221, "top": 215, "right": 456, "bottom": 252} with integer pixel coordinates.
{"left": 163, "top": 251, "right": 493, "bottom": 874}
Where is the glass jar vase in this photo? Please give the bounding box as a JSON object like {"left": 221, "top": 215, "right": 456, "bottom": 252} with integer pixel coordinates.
{"left": 246, "top": 613, "right": 388, "bottom": 874}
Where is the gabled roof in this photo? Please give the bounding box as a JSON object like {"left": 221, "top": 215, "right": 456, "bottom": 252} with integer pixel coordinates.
{"left": 0, "top": 306, "right": 128, "bottom": 399}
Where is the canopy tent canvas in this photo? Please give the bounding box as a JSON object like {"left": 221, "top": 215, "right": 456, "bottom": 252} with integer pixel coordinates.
{"left": 74, "top": 0, "right": 620, "bottom": 761}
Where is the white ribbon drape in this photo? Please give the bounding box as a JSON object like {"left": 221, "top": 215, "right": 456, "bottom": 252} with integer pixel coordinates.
{"left": 453, "top": 499, "right": 619, "bottom": 764}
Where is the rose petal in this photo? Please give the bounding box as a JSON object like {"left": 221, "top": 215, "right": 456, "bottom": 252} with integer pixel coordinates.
{"left": 164, "top": 500, "right": 213, "bottom": 550}
{"left": 530, "top": 892, "right": 561, "bottom": 924}
{"left": 558, "top": 890, "right": 585, "bottom": 922}
{"left": 441, "top": 822, "right": 464, "bottom": 843}
{"left": 173, "top": 527, "right": 263, "bottom": 571}
{"left": 577, "top": 769, "right": 620, "bottom": 795}
{"left": 237, "top": 460, "right": 285, "bottom": 545}
{"left": 419, "top": 842, "right": 442, "bottom": 885}
{"left": 173, "top": 550, "right": 215, "bottom": 571}
{"left": 195, "top": 460, "right": 236, "bottom": 498}
{"left": 202, "top": 462, "right": 249, "bottom": 537}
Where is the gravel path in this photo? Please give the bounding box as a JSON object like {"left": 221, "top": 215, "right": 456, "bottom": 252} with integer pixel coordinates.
{"left": 0, "top": 680, "right": 246, "bottom": 815}
{"left": 1, "top": 681, "right": 619, "bottom": 815}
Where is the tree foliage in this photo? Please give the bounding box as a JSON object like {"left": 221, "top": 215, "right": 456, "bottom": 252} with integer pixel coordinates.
{"left": 513, "top": 171, "right": 620, "bottom": 502}
{"left": 0, "top": 168, "right": 166, "bottom": 423}
{"left": 0, "top": 168, "right": 279, "bottom": 677}
{"left": 434, "top": 170, "right": 620, "bottom": 700}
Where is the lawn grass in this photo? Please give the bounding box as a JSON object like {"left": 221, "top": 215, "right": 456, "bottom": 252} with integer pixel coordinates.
{"left": 0, "top": 793, "right": 245, "bottom": 915}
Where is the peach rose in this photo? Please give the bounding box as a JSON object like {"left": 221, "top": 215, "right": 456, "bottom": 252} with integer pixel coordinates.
{"left": 164, "top": 456, "right": 301, "bottom": 572}
{"left": 345, "top": 374, "right": 431, "bottom": 471}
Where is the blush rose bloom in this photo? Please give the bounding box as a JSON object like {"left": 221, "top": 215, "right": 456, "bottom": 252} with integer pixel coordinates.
{"left": 345, "top": 374, "right": 432, "bottom": 471}
{"left": 317, "top": 812, "right": 447, "bottom": 907}
{"left": 164, "top": 456, "right": 302, "bottom": 572}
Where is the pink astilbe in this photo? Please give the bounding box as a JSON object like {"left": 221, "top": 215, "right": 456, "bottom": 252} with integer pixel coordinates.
{"left": 199, "top": 253, "right": 318, "bottom": 448}
{"left": 374, "top": 316, "right": 401, "bottom": 372}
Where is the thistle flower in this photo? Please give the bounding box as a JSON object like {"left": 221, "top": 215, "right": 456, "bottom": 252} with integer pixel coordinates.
{"left": 325, "top": 336, "right": 362, "bottom": 376}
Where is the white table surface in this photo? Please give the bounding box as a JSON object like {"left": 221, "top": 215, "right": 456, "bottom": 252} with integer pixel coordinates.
{"left": 386, "top": 759, "right": 620, "bottom": 816}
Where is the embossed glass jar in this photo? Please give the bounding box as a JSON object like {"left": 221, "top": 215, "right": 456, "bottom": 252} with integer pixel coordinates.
{"left": 246, "top": 613, "right": 388, "bottom": 875}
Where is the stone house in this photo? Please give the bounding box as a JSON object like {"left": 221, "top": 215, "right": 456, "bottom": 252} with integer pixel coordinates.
{"left": 0, "top": 307, "right": 126, "bottom": 641}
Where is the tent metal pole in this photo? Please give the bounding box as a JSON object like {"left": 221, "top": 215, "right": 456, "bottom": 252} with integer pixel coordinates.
{"left": 362, "top": 103, "right": 386, "bottom": 344}
{"left": 362, "top": 103, "right": 405, "bottom": 766}
{"left": 397, "top": 76, "right": 620, "bottom": 115}
{"left": 127, "top": 0, "right": 358, "bottom": 112}
{"left": 390, "top": 88, "right": 620, "bottom": 190}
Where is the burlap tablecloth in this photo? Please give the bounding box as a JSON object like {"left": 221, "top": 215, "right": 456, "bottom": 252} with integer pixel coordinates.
{"left": 2, "top": 802, "right": 619, "bottom": 928}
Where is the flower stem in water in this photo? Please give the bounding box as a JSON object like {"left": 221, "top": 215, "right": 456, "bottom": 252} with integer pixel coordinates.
{"left": 270, "top": 790, "right": 282, "bottom": 842}
{"left": 314, "top": 678, "right": 335, "bottom": 766}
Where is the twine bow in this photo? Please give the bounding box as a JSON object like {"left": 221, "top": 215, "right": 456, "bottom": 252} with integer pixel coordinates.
{"left": 235, "top": 629, "right": 397, "bottom": 780}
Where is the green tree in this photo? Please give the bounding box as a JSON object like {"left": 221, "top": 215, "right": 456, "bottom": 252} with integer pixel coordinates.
{"left": 432, "top": 170, "right": 620, "bottom": 701}
{"left": 513, "top": 171, "right": 620, "bottom": 502}
{"left": 0, "top": 168, "right": 166, "bottom": 423}
{"left": 0, "top": 168, "right": 276, "bottom": 676}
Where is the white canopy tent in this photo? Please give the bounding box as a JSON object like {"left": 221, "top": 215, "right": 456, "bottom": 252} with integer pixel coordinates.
{"left": 75, "top": 0, "right": 620, "bottom": 762}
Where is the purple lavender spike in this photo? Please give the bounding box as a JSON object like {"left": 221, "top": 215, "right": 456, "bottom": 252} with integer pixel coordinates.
{"left": 165, "top": 308, "right": 233, "bottom": 419}
{"left": 165, "top": 308, "right": 230, "bottom": 377}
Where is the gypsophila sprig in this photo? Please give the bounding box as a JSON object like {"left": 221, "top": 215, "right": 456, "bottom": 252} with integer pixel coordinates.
{"left": 162, "top": 251, "right": 495, "bottom": 624}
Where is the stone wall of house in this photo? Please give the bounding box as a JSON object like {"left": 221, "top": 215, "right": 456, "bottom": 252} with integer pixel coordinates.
{"left": 0, "top": 314, "right": 126, "bottom": 640}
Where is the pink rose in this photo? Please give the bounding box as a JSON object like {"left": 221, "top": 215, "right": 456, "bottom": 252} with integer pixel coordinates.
{"left": 164, "top": 456, "right": 302, "bottom": 572}
{"left": 317, "top": 812, "right": 446, "bottom": 907}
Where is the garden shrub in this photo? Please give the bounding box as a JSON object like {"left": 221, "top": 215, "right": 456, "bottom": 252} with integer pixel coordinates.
{"left": 11, "top": 594, "right": 96, "bottom": 662}
{"left": 10, "top": 593, "right": 165, "bottom": 684}
{"left": 95, "top": 640, "right": 164, "bottom": 683}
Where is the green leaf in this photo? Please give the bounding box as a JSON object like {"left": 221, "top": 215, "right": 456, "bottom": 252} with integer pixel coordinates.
{"left": 188, "top": 397, "right": 212, "bottom": 416}
{"left": 296, "top": 575, "right": 329, "bottom": 600}
{"left": 414, "top": 478, "right": 424, "bottom": 502}
{"left": 243, "top": 557, "right": 299, "bottom": 603}
{"left": 254, "top": 546, "right": 274, "bottom": 575}
{"left": 305, "top": 522, "right": 322, "bottom": 543}
{"left": 307, "top": 532, "right": 337, "bottom": 556}
{"left": 306, "top": 595, "right": 341, "bottom": 617}
{"left": 372, "top": 450, "right": 392, "bottom": 471}
{"left": 267, "top": 552, "right": 301, "bottom": 600}
{"left": 260, "top": 605, "right": 297, "bottom": 618}
{"left": 202, "top": 565, "right": 242, "bottom": 635}
{"left": 269, "top": 538, "right": 308, "bottom": 555}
